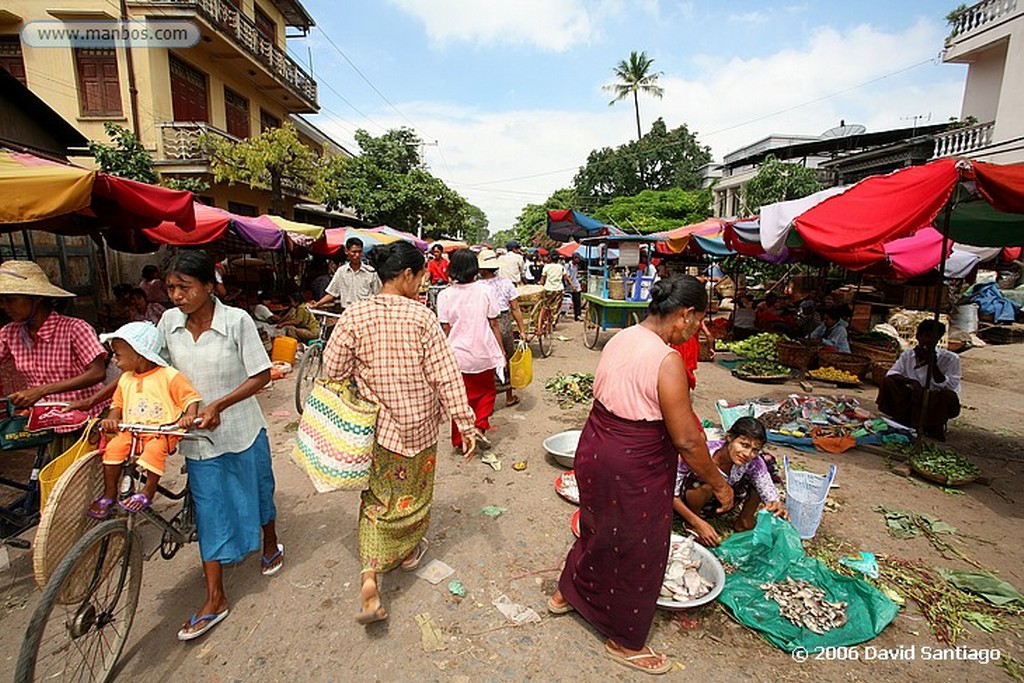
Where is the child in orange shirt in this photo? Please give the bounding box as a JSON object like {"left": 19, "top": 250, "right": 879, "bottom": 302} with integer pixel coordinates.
{"left": 87, "top": 322, "right": 201, "bottom": 518}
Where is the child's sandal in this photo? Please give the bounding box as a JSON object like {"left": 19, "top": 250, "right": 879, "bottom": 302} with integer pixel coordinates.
{"left": 118, "top": 493, "right": 152, "bottom": 513}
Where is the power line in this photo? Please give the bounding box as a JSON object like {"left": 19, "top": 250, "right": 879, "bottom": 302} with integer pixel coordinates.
{"left": 457, "top": 57, "right": 939, "bottom": 189}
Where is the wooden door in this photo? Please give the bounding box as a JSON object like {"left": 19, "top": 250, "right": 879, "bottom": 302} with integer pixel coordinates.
{"left": 224, "top": 87, "right": 250, "bottom": 138}
{"left": 170, "top": 56, "right": 208, "bottom": 122}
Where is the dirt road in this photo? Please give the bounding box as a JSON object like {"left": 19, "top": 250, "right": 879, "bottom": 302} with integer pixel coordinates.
{"left": 2, "top": 319, "right": 1022, "bottom": 682}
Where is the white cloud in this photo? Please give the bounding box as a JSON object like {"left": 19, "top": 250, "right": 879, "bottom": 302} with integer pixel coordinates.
{"left": 314, "top": 18, "right": 966, "bottom": 232}
{"left": 387, "top": 0, "right": 618, "bottom": 51}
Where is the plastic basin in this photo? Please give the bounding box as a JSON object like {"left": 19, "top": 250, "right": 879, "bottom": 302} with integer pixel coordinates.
{"left": 543, "top": 430, "right": 581, "bottom": 468}
{"left": 656, "top": 535, "right": 727, "bottom": 610}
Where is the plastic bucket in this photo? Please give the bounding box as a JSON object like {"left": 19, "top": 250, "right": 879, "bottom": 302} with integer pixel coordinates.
{"left": 271, "top": 336, "right": 298, "bottom": 365}
{"left": 607, "top": 276, "right": 625, "bottom": 300}
{"left": 783, "top": 456, "right": 837, "bottom": 540}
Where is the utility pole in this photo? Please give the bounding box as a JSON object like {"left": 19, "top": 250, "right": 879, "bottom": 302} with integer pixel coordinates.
{"left": 415, "top": 140, "right": 437, "bottom": 240}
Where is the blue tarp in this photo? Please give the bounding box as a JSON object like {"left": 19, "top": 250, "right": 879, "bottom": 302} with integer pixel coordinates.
{"left": 968, "top": 281, "right": 1020, "bottom": 323}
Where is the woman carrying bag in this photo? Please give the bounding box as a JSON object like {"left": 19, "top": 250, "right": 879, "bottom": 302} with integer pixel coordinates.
{"left": 321, "top": 242, "right": 478, "bottom": 626}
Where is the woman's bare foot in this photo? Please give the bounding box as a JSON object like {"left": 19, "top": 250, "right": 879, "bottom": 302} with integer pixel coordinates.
{"left": 356, "top": 574, "right": 387, "bottom": 624}
{"left": 604, "top": 640, "right": 672, "bottom": 674}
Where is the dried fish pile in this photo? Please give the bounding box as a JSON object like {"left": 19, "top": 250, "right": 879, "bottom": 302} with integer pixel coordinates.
{"left": 660, "top": 536, "right": 714, "bottom": 603}
{"left": 761, "top": 578, "right": 848, "bottom": 634}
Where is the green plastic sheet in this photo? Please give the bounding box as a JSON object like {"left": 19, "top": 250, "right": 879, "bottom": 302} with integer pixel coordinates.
{"left": 712, "top": 511, "right": 899, "bottom": 652}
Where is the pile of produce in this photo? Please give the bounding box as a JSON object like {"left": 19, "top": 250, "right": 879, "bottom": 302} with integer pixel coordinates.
{"left": 733, "top": 359, "right": 791, "bottom": 378}
{"left": 723, "top": 333, "right": 784, "bottom": 361}
{"left": 809, "top": 366, "right": 861, "bottom": 384}
{"left": 545, "top": 372, "right": 594, "bottom": 407}
{"left": 899, "top": 443, "right": 981, "bottom": 485}
{"left": 761, "top": 578, "right": 848, "bottom": 634}
{"left": 851, "top": 331, "right": 902, "bottom": 352}
{"left": 660, "top": 536, "right": 714, "bottom": 603}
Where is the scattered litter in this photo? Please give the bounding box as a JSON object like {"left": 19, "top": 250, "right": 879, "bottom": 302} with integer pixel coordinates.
{"left": 480, "top": 505, "right": 507, "bottom": 518}
{"left": 492, "top": 594, "right": 541, "bottom": 625}
{"left": 416, "top": 559, "right": 456, "bottom": 585}
{"left": 556, "top": 335, "right": 571, "bottom": 342}
{"left": 269, "top": 410, "right": 291, "bottom": 417}
{"left": 481, "top": 452, "right": 502, "bottom": 471}
{"left": 448, "top": 579, "right": 467, "bottom": 598}
{"left": 512, "top": 460, "right": 527, "bottom": 471}
{"left": 875, "top": 507, "right": 956, "bottom": 539}
{"left": 839, "top": 551, "right": 879, "bottom": 579}
{"left": 415, "top": 612, "right": 447, "bottom": 652}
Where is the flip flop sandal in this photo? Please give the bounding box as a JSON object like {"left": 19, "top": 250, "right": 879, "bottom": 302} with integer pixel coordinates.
{"left": 118, "top": 493, "right": 151, "bottom": 513}
{"left": 547, "top": 595, "right": 574, "bottom": 614}
{"left": 177, "top": 609, "right": 230, "bottom": 641}
{"left": 261, "top": 543, "right": 284, "bottom": 576}
{"left": 506, "top": 396, "right": 521, "bottom": 407}
{"left": 400, "top": 538, "right": 429, "bottom": 572}
{"left": 603, "top": 643, "right": 672, "bottom": 675}
{"left": 87, "top": 497, "right": 115, "bottom": 520}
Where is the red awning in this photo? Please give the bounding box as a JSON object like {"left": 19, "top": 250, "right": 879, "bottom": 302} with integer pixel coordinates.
{"left": 793, "top": 158, "right": 960, "bottom": 269}
{"left": 972, "top": 161, "right": 1024, "bottom": 214}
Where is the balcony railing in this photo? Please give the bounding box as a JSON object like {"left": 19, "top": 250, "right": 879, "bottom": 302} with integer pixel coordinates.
{"left": 932, "top": 121, "right": 996, "bottom": 158}
{"left": 144, "top": 0, "right": 317, "bottom": 106}
{"left": 946, "top": 0, "right": 1019, "bottom": 43}
{"left": 158, "top": 121, "right": 237, "bottom": 162}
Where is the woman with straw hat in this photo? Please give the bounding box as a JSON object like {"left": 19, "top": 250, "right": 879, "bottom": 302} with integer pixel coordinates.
{"left": 0, "top": 260, "right": 108, "bottom": 452}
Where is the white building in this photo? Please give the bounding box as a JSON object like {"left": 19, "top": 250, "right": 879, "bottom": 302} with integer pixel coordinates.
{"left": 935, "top": 0, "right": 1024, "bottom": 162}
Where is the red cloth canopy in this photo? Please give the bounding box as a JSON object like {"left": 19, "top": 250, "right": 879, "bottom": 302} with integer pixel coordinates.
{"left": 793, "top": 159, "right": 960, "bottom": 269}
{"left": 972, "top": 161, "right": 1024, "bottom": 214}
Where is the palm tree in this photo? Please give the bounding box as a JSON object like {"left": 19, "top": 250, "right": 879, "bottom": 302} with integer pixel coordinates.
{"left": 604, "top": 51, "right": 665, "bottom": 141}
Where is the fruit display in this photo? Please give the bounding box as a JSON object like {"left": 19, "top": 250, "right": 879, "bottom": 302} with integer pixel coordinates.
{"left": 809, "top": 366, "right": 861, "bottom": 384}
{"left": 724, "top": 333, "right": 784, "bottom": 361}
{"left": 733, "top": 360, "right": 791, "bottom": 378}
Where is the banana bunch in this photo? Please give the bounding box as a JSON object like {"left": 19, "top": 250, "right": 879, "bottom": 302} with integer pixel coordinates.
{"left": 809, "top": 366, "right": 860, "bottom": 383}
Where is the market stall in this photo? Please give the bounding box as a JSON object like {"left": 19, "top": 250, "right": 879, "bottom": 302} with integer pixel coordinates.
{"left": 578, "top": 234, "right": 662, "bottom": 349}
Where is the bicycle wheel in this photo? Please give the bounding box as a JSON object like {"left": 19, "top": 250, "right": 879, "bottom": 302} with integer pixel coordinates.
{"left": 537, "top": 310, "right": 554, "bottom": 358}
{"left": 294, "top": 344, "right": 324, "bottom": 414}
{"left": 584, "top": 305, "right": 601, "bottom": 349}
{"left": 17, "top": 519, "right": 142, "bottom": 683}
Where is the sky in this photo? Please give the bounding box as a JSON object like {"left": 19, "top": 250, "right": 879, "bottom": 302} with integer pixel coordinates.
{"left": 289, "top": 0, "right": 968, "bottom": 232}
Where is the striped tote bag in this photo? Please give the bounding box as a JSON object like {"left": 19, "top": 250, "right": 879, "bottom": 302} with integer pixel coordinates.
{"left": 292, "top": 379, "right": 378, "bottom": 492}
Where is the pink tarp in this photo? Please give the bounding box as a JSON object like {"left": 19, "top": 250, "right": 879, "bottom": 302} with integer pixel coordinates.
{"left": 882, "top": 227, "right": 952, "bottom": 279}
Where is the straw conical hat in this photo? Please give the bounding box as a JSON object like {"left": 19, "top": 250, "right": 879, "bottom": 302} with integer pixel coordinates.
{"left": 0, "top": 260, "right": 74, "bottom": 298}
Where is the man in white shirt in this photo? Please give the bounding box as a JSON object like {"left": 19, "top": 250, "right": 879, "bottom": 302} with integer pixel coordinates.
{"left": 877, "top": 319, "right": 961, "bottom": 440}
{"left": 497, "top": 240, "right": 530, "bottom": 284}
{"left": 312, "top": 237, "right": 381, "bottom": 311}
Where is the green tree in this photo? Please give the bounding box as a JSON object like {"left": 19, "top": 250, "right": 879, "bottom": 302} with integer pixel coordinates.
{"left": 593, "top": 187, "right": 713, "bottom": 234}
{"left": 88, "top": 122, "right": 158, "bottom": 184}
{"left": 573, "top": 118, "right": 711, "bottom": 201}
{"left": 604, "top": 50, "right": 665, "bottom": 142}
{"left": 320, "top": 128, "right": 480, "bottom": 238}
{"left": 741, "top": 154, "right": 822, "bottom": 215}
{"left": 513, "top": 187, "right": 579, "bottom": 246}
{"left": 88, "top": 122, "right": 209, "bottom": 193}
{"left": 205, "top": 122, "right": 321, "bottom": 217}
{"left": 489, "top": 228, "right": 518, "bottom": 248}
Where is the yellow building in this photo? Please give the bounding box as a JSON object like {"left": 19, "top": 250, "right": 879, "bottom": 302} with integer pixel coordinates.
{"left": 0, "top": 0, "right": 339, "bottom": 215}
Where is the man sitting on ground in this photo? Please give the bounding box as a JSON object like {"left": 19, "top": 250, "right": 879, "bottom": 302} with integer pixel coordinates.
{"left": 876, "top": 319, "right": 961, "bottom": 440}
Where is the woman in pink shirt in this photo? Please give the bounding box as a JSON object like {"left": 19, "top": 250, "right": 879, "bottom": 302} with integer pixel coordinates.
{"left": 436, "top": 250, "right": 505, "bottom": 450}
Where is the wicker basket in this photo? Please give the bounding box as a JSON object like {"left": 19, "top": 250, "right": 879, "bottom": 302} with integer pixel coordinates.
{"left": 849, "top": 340, "right": 900, "bottom": 367}
{"left": 817, "top": 350, "right": 872, "bottom": 379}
{"left": 776, "top": 339, "right": 817, "bottom": 370}
{"left": 697, "top": 332, "right": 715, "bottom": 362}
{"left": 869, "top": 360, "right": 892, "bottom": 386}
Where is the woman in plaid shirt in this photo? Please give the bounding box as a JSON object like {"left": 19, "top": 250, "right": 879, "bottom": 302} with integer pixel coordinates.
{"left": 322, "top": 241, "right": 478, "bottom": 626}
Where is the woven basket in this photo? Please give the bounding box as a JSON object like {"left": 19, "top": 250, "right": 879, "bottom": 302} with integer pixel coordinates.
{"left": 869, "top": 360, "right": 892, "bottom": 386}
{"left": 849, "top": 339, "right": 899, "bottom": 366}
{"left": 697, "top": 332, "right": 715, "bottom": 362}
{"left": 776, "top": 339, "right": 817, "bottom": 370}
{"left": 817, "top": 350, "right": 871, "bottom": 379}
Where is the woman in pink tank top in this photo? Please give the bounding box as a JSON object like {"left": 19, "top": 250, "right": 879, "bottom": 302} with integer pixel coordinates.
{"left": 549, "top": 275, "right": 733, "bottom": 674}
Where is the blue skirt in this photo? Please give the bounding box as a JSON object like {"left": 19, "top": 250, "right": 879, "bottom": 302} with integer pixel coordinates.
{"left": 188, "top": 429, "right": 276, "bottom": 564}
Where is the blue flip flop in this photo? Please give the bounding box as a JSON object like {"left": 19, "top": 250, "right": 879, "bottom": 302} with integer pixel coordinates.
{"left": 176, "top": 609, "right": 230, "bottom": 641}
{"left": 261, "top": 543, "right": 284, "bottom": 576}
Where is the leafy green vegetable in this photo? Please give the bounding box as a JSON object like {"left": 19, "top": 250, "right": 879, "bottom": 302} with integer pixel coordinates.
{"left": 724, "top": 333, "right": 785, "bottom": 361}
{"left": 545, "top": 372, "right": 595, "bottom": 407}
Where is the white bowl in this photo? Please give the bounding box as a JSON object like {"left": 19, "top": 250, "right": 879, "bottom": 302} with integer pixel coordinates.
{"left": 656, "top": 534, "right": 727, "bottom": 610}
{"left": 543, "top": 430, "right": 581, "bottom": 468}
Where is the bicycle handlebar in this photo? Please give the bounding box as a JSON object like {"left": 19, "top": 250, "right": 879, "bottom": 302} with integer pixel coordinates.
{"left": 307, "top": 308, "right": 343, "bottom": 319}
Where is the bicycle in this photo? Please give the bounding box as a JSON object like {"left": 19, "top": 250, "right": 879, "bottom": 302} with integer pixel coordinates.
{"left": 294, "top": 308, "right": 342, "bottom": 414}
{"left": 16, "top": 422, "right": 211, "bottom": 683}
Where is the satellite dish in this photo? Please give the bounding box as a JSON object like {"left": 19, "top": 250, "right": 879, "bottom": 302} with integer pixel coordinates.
{"left": 820, "top": 123, "right": 866, "bottom": 139}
